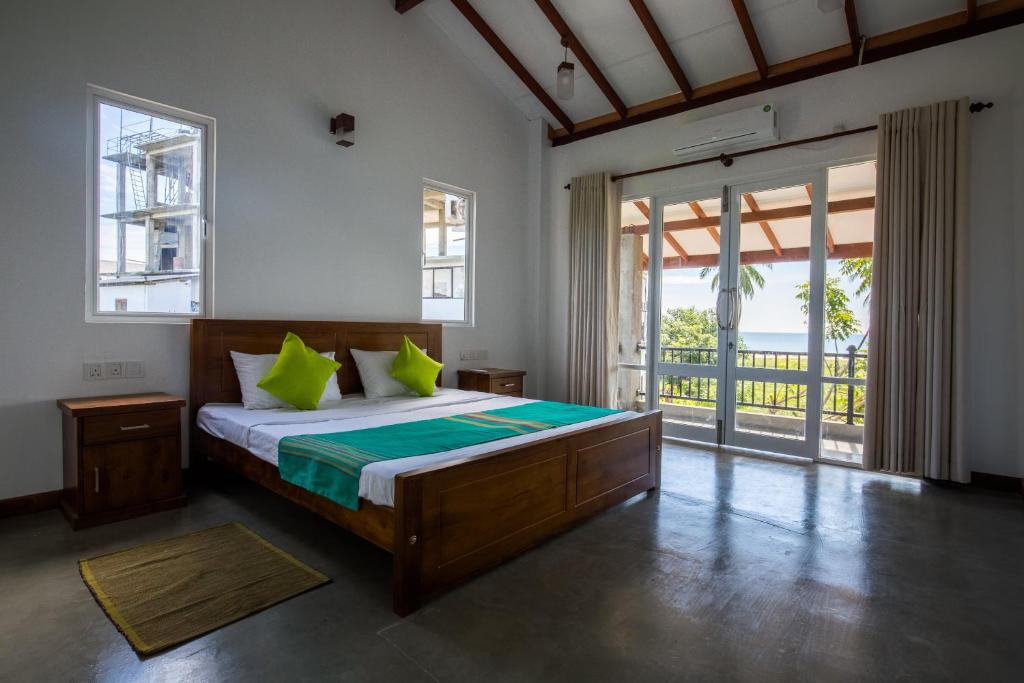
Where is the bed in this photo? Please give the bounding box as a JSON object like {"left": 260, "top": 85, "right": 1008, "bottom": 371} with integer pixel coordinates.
{"left": 190, "top": 319, "right": 663, "bottom": 615}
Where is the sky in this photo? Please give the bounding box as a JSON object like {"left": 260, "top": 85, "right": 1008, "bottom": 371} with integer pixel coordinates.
{"left": 660, "top": 260, "right": 870, "bottom": 339}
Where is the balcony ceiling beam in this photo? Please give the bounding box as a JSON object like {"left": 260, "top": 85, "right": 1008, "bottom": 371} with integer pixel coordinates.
{"left": 662, "top": 242, "right": 873, "bottom": 270}
{"left": 622, "top": 196, "right": 875, "bottom": 236}
{"left": 688, "top": 201, "right": 721, "bottom": 245}
{"left": 741, "top": 193, "right": 783, "bottom": 256}
{"left": 533, "top": 0, "right": 628, "bottom": 119}
{"left": 449, "top": 0, "right": 575, "bottom": 133}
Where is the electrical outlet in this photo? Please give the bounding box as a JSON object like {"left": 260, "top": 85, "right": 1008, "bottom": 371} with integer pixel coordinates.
{"left": 124, "top": 361, "right": 145, "bottom": 378}
{"left": 83, "top": 362, "right": 104, "bottom": 381}
{"left": 459, "top": 349, "right": 489, "bottom": 361}
{"left": 105, "top": 361, "right": 125, "bottom": 379}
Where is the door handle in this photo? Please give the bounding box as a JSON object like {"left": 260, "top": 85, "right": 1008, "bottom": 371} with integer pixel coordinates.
{"left": 94, "top": 467, "right": 100, "bottom": 494}
{"left": 716, "top": 289, "right": 731, "bottom": 330}
{"left": 731, "top": 288, "right": 743, "bottom": 330}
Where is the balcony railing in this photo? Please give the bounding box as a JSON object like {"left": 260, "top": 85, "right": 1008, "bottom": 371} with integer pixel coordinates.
{"left": 638, "top": 345, "right": 867, "bottom": 424}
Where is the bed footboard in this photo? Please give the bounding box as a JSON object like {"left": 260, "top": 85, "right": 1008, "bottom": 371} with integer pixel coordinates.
{"left": 391, "top": 410, "right": 662, "bottom": 616}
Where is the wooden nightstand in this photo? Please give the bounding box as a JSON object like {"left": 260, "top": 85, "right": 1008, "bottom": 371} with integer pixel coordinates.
{"left": 457, "top": 368, "right": 526, "bottom": 397}
{"left": 57, "top": 393, "right": 187, "bottom": 529}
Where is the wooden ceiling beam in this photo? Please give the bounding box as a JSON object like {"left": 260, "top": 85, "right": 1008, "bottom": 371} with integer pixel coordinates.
{"left": 628, "top": 0, "right": 693, "bottom": 100}
{"left": 633, "top": 199, "right": 688, "bottom": 262}
{"left": 395, "top": 0, "right": 427, "bottom": 13}
{"left": 967, "top": 0, "right": 978, "bottom": 22}
{"left": 805, "top": 184, "right": 836, "bottom": 254}
{"left": 844, "top": 1, "right": 863, "bottom": 55}
{"left": 550, "top": 0, "right": 1024, "bottom": 145}
{"left": 622, "top": 196, "right": 875, "bottom": 235}
{"left": 533, "top": 0, "right": 627, "bottom": 119}
{"left": 662, "top": 242, "right": 873, "bottom": 270}
{"left": 449, "top": 0, "right": 575, "bottom": 133}
{"left": 730, "top": 0, "right": 769, "bottom": 79}
{"left": 687, "top": 201, "right": 720, "bottom": 245}
{"left": 741, "top": 193, "right": 783, "bottom": 256}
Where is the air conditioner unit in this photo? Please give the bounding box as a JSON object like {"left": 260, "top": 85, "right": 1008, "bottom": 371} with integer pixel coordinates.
{"left": 672, "top": 104, "right": 778, "bottom": 158}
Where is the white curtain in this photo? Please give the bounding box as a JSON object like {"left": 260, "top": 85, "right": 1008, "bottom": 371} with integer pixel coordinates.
{"left": 865, "top": 98, "right": 969, "bottom": 482}
{"left": 567, "top": 172, "right": 620, "bottom": 407}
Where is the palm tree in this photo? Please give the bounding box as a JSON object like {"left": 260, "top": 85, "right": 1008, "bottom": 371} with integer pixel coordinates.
{"left": 698, "top": 264, "right": 770, "bottom": 300}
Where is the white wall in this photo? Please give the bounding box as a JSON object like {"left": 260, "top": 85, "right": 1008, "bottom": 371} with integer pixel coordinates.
{"left": 0, "top": 0, "right": 533, "bottom": 499}
{"left": 541, "top": 26, "right": 1024, "bottom": 478}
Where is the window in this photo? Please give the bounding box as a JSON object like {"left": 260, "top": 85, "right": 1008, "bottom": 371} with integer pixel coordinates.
{"left": 421, "top": 181, "right": 474, "bottom": 324}
{"left": 87, "top": 86, "right": 214, "bottom": 321}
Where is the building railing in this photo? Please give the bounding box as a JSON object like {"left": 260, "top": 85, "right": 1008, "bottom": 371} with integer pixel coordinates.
{"left": 640, "top": 345, "right": 867, "bottom": 424}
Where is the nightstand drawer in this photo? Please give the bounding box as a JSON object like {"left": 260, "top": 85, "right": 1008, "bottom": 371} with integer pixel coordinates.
{"left": 490, "top": 376, "right": 523, "bottom": 395}
{"left": 82, "top": 409, "right": 179, "bottom": 445}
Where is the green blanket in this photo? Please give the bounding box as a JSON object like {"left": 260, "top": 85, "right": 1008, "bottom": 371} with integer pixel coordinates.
{"left": 278, "top": 401, "right": 620, "bottom": 510}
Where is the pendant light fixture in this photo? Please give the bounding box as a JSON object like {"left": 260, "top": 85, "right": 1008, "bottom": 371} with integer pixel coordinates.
{"left": 556, "top": 36, "right": 574, "bottom": 101}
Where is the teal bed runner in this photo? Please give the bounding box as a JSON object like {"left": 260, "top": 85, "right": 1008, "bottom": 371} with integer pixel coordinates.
{"left": 278, "top": 401, "right": 620, "bottom": 510}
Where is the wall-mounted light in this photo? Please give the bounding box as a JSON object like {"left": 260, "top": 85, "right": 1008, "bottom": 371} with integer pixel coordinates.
{"left": 556, "top": 37, "right": 574, "bottom": 101}
{"left": 330, "top": 113, "right": 354, "bottom": 147}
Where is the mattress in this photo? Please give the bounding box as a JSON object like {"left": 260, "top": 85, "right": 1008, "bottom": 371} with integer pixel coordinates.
{"left": 197, "top": 388, "right": 634, "bottom": 507}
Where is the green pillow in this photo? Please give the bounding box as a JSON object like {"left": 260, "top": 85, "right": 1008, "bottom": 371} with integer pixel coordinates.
{"left": 389, "top": 335, "right": 443, "bottom": 397}
{"left": 257, "top": 332, "right": 341, "bottom": 410}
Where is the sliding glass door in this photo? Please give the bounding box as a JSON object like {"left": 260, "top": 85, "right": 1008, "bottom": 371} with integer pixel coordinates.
{"left": 622, "top": 161, "right": 875, "bottom": 463}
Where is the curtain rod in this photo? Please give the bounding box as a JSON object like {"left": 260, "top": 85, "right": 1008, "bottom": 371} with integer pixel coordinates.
{"left": 562, "top": 101, "right": 993, "bottom": 189}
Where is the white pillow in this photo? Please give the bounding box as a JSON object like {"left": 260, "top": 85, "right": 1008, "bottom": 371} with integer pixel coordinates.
{"left": 230, "top": 350, "right": 342, "bottom": 410}
{"left": 350, "top": 349, "right": 415, "bottom": 399}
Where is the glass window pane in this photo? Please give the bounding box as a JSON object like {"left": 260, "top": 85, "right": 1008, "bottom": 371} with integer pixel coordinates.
{"left": 94, "top": 96, "right": 206, "bottom": 316}
{"left": 422, "top": 184, "right": 472, "bottom": 323}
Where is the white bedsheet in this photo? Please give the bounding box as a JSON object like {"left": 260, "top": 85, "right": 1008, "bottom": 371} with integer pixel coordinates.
{"left": 197, "top": 388, "right": 634, "bottom": 507}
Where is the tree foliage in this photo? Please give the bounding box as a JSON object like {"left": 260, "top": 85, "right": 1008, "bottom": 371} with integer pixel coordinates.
{"left": 795, "top": 276, "right": 861, "bottom": 347}
{"left": 839, "top": 258, "right": 872, "bottom": 304}
{"left": 699, "top": 264, "right": 770, "bottom": 300}
{"left": 660, "top": 306, "right": 718, "bottom": 349}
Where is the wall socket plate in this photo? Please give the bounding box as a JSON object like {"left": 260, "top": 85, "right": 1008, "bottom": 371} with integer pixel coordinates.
{"left": 459, "top": 349, "right": 489, "bottom": 361}
{"left": 105, "top": 361, "right": 125, "bottom": 379}
{"left": 83, "top": 362, "right": 104, "bottom": 381}
{"left": 124, "top": 361, "right": 145, "bottom": 378}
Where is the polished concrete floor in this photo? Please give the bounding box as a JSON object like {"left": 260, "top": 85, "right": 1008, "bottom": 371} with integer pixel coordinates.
{"left": 2, "top": 444, "right": 1022, "bottom": 682}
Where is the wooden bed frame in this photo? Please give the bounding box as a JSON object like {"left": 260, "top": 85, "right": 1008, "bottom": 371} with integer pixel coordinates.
{"left": 190, "top": 319, "right": 662, "bottom": 615}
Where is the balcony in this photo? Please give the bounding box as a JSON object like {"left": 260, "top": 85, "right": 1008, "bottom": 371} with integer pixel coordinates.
{"left": 633, "top": 346, "right": 866, "bottom": 464}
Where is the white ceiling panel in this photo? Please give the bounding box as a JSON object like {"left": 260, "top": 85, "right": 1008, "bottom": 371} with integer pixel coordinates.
{"left": 674, "top": 21, "right": 759, "bottom": 87}
{"left": 751, "top": 0, "right": 850, "bottom": 64}
{"left": 603, "top": 51, "right": 684, "bottom": 108}
{"left": 856, "top": 0, "right": 968, "bottom": 37}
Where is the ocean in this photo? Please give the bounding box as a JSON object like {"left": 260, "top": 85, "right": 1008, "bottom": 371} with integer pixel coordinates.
{"left": 741, "top": 332, "right": 867, "bottom": 353}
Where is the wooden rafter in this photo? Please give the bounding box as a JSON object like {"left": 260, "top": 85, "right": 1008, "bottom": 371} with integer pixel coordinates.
{"left": 395, "top": 0, "right": 427, "bottom": 13}
{"left": 730, "top": 0, "right": 769, "bottom": 79}
{"left": 741, "top": 193, "right": 782, "bottom": 256}
{"left": 633, "top": 200, "right": 688, "bottom": 263}
{"left": 622, "top": 196, "right": 875, "bottom": 236}
{"left": 687, "top": 201, "right": 720, "bottom": 245}
{"left": 844, "top": 1, "right": 862, "bottom": 54}
{"left": 805, "top": 185, "right": 836, "bottom": 254}
{"left": 663, "top": 242, "right": 873, "bottom": 270}
{"left": 627, "top": 0, "right": 693, "bottom": 100}
{"left": 549, "top": 0, "right": 1024, "bottom": 145}
{"left": 967, "top": 0, "right": 978, "bottom": 22}
{"left": 449, "top": 0, "right": 575, "bottom": 133}
{"left": 533, "top": 0, "right": 627, "bottom": 118}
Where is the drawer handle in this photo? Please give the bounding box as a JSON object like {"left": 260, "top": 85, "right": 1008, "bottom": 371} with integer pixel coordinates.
{"left": 120, "top": 423, "right": 150, "bottom": 431}
{"left": 500, "top": 383, "right": 517, "bottom": 388}
{"left": 94, "top": 467, "right": 100, "bottom": 494}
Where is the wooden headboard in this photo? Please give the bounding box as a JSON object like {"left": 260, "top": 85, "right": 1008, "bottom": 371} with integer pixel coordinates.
{"left": 189, "top": 319, "right": 443, "bottom": 417}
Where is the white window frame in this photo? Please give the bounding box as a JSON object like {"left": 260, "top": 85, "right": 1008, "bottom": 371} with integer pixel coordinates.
{"left": 85, "top": 84, "right": 215, "bottom": 323}
{"left": 421, "top": 178, "right": 475, "bottom": 327}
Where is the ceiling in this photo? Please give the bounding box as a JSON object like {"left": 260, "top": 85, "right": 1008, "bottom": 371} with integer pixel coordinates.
{"left": 411, "top": 0, "right": 1011, "bottom": 141}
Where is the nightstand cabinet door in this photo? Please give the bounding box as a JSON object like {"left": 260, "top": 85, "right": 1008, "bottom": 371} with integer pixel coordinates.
{"left": 81, "top": 436, "right": 182, "bottom": 514}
